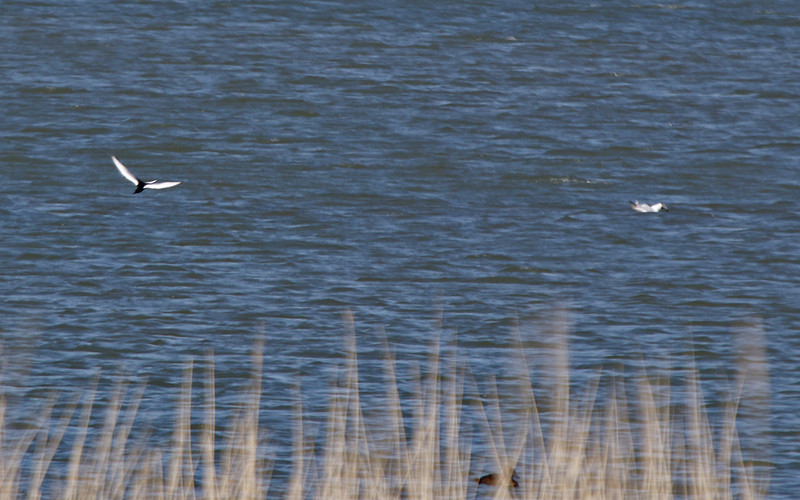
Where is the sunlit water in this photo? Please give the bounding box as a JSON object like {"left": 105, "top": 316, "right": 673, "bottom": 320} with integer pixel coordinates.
{"left": 1, "top": 1, "right": 799, "bottom": 495}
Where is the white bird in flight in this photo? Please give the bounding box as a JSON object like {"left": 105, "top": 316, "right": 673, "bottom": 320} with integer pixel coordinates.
{"left": 630, "top": 200, "right": 668, "bottom": 213}
{"left": 112, "top": 156, "right": 182, "bottom": 194}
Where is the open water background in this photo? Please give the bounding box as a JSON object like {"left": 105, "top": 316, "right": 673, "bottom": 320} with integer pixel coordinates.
{"left": 1, "top": 1, "right": 799, "bottom": 496}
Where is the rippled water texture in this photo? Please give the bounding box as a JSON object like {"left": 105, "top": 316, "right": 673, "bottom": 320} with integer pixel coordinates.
{"left": 1, "top": 1, "right": 799, "bottom": 495}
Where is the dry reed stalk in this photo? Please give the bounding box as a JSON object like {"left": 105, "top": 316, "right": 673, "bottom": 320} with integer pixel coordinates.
{"left": 202, "top": 357, "right": 216, "bottom": 500}
{"left": 27, "top": 396, "right": 78, "bottom": 500}
{"left": 636, "top": 371, "right": 673, "bottom": 500}
{"left": 164, "top": 361, "right": 195, "bottom": 499}
{"left": 61, "top": 382, "right": 97, "bottom": 500}
{"left": 0, "top": 396, "right": 38, "bottom": 500}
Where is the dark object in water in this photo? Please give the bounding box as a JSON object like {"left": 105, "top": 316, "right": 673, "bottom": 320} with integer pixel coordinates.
{"left": 476, "top": 469, "right": 519, "bottom": 488}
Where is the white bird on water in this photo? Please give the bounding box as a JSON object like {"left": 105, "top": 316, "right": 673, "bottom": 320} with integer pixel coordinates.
{"left": 630, "top": 200, "right": 668, "bottom": 213}
{"left": 112, "top": 156, "right": 182, "bottom": 194}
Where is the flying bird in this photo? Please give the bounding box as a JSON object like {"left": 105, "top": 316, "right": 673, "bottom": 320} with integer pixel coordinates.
{"left": 112, "top": 156, "right": 182, "bottom": 194}
{"left": 630, "top": 200, "right": 668, "bottom": 213}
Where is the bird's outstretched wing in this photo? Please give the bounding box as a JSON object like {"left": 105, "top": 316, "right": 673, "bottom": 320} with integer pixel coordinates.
{"left": 112, "top": 156, "right": 141, "bottom": 186}
{"left": 145, "top": 181, "right": 182, "bottom": 190}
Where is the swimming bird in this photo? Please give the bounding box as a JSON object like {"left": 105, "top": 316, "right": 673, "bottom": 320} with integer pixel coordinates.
{"left": 112, "top": 156, "right": 182, "bottom": 194}
{"left": 630, "top": 200, "right": 668, "bottom": 213}
{"left": 476, "top": 469, "right": 519, "bottom": 488}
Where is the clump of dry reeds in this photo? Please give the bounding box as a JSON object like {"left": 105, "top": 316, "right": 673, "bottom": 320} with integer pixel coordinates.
{"left": 0, "top": 314, "right": 770, "bottom": 499}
